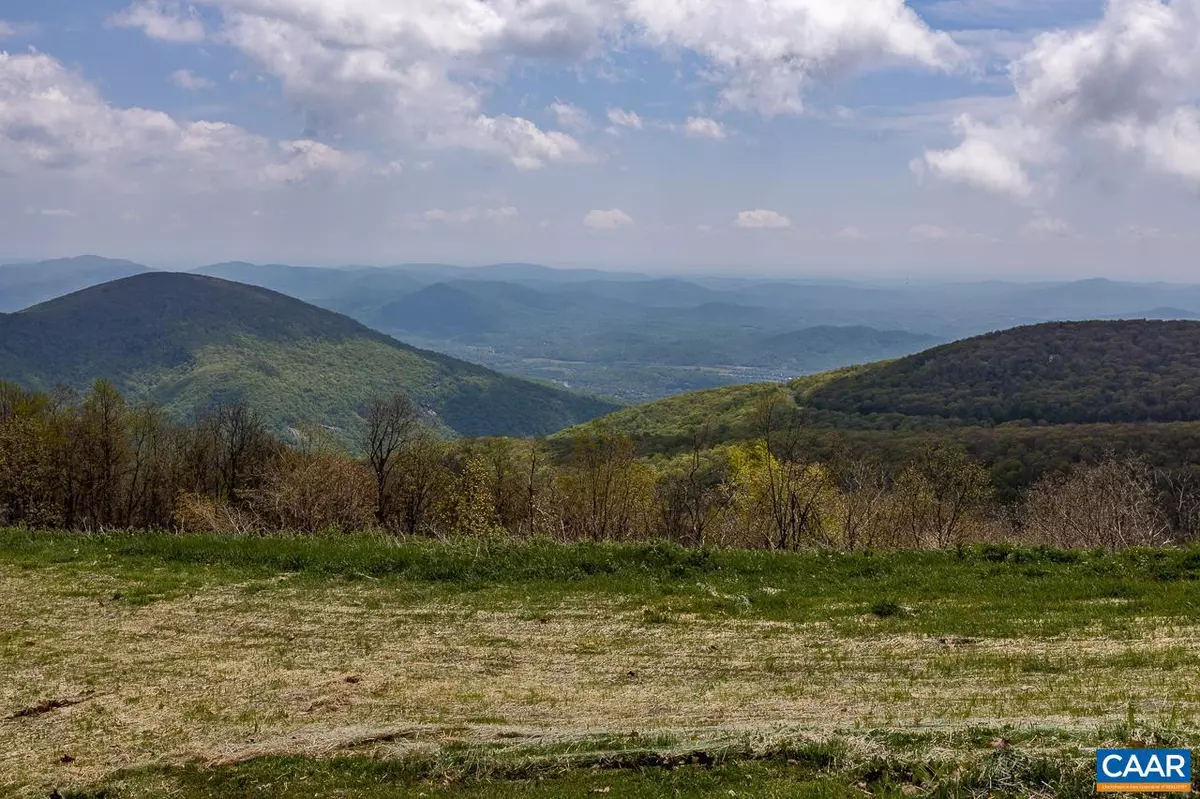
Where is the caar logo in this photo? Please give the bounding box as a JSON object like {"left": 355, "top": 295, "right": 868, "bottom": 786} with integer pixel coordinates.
{"left": 1097, "top": 748, "right": 1192, "bottom": 793}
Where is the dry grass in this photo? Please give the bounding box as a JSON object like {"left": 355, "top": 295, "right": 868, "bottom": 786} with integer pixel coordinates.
{"left": 4, "top": 561, "right": 1200, "bottom": 798}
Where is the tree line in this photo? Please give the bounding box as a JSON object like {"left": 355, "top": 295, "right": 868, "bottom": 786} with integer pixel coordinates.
{"left": 1, "top": 381, "right": 1195, "bottom": 551}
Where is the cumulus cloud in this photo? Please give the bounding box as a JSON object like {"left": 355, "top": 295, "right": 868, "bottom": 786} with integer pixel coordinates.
{"left": 682, "top": 117, "right": 727, "bottom": 140}
{"left": 161, "top": 0, "right": 602, "bottom": 171}
{"left": 102, "top": 0, "right": 970, "bottom": 173}
{"left": 835, "top": 226, "right": 867, "bottom": 239}
{"left": 735, "top": 209, "right": 791, "bottom": 229}
{"left": 550, "top": 102, "right": 591, "bottom": 132}
{"left": 627, "top": 0, "right": 965, "bottom": 116}
{"left": 170, "top": 69, "right": 214, "bottom": 90}
{"left": 919, "top": 114, "right": 1045, "bottom": 198}
{"left": 107, "top": 1, "right": 205, "bottom": 43}
{"left": 607, "top": 108, "right": 644, "bottom": 129}
{"left": 431, "top": 115, "right": 587, "bottom": 170}
{"left": 584, "top": 208, "right": 633, "bottom": 229}
{"left": 922, "top": 0, "right": 1200, "bottom": 197}
{"left": 0, "top": 52, "right": 354, "bottom": 191}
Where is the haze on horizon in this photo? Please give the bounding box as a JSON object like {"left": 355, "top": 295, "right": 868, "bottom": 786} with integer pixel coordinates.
{"left": 2, "top": 0, "right": 1198, "bottom": 280}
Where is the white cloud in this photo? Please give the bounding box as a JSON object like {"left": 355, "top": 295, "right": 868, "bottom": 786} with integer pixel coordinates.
{"left": 919, "top": 113, "right": 1046, "bottom": 199}
{"left": 1023, "top": 215, "right": 1071, "bottom": 238}
{"left": 1121, "top": 224, "right": 1163, "bottom": 240}
{"left": 0, "top": 52, "right": 355, "bottom": 191}
{"left": 835, "top": 226, "right": 867, "bottom": 239}
{"left": 379, "top": 159, "right": 405, "bottom": 177}
{"left": 923, "top": 0, "right": 1200, "bottom": 198}
{"left": 627, "top": 0, "right": 966, "bottom": 116}
{"left": 422, "top": 206, "right": 519, "bottom": 225}
{"left": 98, "top": 0, "right": 975, "bottom": 174}
{"left": 431, "top": 115, "right": 587, "bottom": 170}
{"left": 108, "top": 1, "right": 205, "bottom": 43}
{"left": 696, "top": 224, "right": 714, "bottom": 233}
{"left": 584, "top": 208, "right": 633, "bottom": 229}
{"left": 735, "top": 209, "right": 791, "bottom": 229}
{"left": 170, "top": 69, "right": 214, "bottom": 91}
{"left": 203, "top": 2, "right": 595, "bottom": 171}
{"left": 607, "top": 108, "right": 643, "bottom": 129}
{"left": 550, "top": 102, "right": 591, "bottom": 132}
{"left": 910, "top": 223, "right": 952, "bottom": 240}
{"left": 29, "top": 208, "right": 76, "bottom": 218}
{"left": 682, "top": 116, "right": 726, "bottom": 140}
{"left": 0, "top": 20, "right": 37, "bottom": 39}
{"left": 1107, "top": 107, "right": 1200, "bottom": 184}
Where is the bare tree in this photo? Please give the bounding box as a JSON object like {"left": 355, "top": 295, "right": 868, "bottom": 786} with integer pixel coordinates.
{"left": 1024, "top": 456, "right": 1171, "bottom": 550}
{"left": 1157, "top": 468, "right": 1200, "bottom": 544}
{"left": 895, "top": 444, "right": 992, "bottom": 548}
{"left": 78, "top": 380, "right": 129, "bottom": 527}
{"left": 214, "top": 402, "right": 270, "bottom": 502}
{"left": 751, "top": 392, "right": 829, "bottom": 550}
{"left": 560, "top": 430, "right": 652, "bottom": 542}
{"left": 359, "top": 393, "right": 421, "bottom": 524}
{"left": 827, "top": 451, "right": 893, "bottom": 551}
{"left": 656, "top": 426, "right": 728, "bottom": 547}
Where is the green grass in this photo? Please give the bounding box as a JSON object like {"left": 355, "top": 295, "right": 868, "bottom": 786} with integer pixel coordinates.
{"left": 56, "top": 727, "right": 1151, "bottom": 798}
{"left": 6, "top": 531, "right": 1200, "bottom": 798}
{"left": 5, "top": 531, "right": 1200, "bottom": 638}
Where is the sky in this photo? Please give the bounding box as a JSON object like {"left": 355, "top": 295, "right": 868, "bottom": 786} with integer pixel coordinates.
{"left": 1, "top": 0, "right": 1199, "bottom": 279}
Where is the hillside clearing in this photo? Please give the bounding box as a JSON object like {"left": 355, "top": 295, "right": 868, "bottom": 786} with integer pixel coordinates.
{"left": 3, "top": 533, "right": 1199, "bottom": 797}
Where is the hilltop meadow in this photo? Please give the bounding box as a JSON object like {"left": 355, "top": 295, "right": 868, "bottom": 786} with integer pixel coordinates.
{"left": 4, "top": 532, "right": 1200, "bottom": 798}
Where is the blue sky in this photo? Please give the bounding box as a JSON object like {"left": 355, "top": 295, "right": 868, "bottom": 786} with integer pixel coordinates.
{"left": 2, "top": 0, "right": 1198, "bottom": 279}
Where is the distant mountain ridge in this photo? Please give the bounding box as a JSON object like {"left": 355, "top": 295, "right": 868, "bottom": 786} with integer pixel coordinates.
{"left": 570, "top": 319, "right": 1200, "bottom": 450}
{"left": 13, "top": 256, "right": 1200, "bottom": 405}
{"left": 0, "top": 255, "right": 151, "bottom": 312}
{"left": 0, "top": 273, "right": 618, "bottom": 438}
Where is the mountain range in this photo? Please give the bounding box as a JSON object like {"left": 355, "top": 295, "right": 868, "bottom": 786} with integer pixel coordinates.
{"left": 8, "top": 256, "right": 1200, "bottom": 407}
{"left": 0, "top": 273, "right": 617, "bottom": 439}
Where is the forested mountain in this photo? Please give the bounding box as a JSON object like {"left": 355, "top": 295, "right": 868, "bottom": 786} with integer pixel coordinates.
{"left": 805, "top": 321, "right": 1200, "bottom": 425}
{"left": 570, "top": 320, "right": 1200, "bottom": 496}
{"left": 0, "top": 273, "right": 617, "bottom": 438}
{"left": 0, "top": 256, "right": 150, "bottom": 312}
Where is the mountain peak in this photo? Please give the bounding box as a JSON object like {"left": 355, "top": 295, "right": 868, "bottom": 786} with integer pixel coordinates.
{"left": 0, "top": 273, "right": 617, "bottom": 438}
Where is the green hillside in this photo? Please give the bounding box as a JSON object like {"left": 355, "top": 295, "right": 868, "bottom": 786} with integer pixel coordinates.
{"left": 805, "top": 320, "right": 1200, "bottom": 424}
{"left": 0, "top": 273, "right": 618, "bottom": 438}
{"left": 564, "top": 321, "right": 1200, "bottom": 495}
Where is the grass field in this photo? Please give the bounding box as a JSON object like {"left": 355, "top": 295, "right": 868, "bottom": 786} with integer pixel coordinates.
{"left": 3, "top": 531, "right": 1200, "bottom": 797}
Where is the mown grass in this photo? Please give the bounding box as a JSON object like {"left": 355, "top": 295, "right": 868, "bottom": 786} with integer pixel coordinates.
{"left": 58, "top": 726, "right": 1164, "bottom": 798}
{"left": 4, "top": 530, "right": 1200, "bottom": 638}
{"left": 6, "top": 531, "right": 1200, "bottom": 798}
